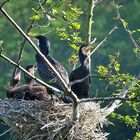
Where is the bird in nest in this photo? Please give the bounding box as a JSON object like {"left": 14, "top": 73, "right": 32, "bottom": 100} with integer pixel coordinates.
{"left": 7, "top": 65, "right": 50, "bottom": 100}
{"left": 69, "top": 44, "right": 92, "bottom": 99}
{"left": 33, "top": 35, "right": 69, "bottom": 98}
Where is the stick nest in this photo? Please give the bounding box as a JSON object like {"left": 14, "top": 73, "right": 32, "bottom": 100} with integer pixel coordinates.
{"left": 0, "top": 98, "right": 109, "bottom": 140}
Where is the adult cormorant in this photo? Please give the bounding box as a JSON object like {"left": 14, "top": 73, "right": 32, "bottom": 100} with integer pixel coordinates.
{"left": 34, "top": 35, "right": 69, "bottom": 92}
{"left": 69, "top": 44, "right": 92, "bottom": 99}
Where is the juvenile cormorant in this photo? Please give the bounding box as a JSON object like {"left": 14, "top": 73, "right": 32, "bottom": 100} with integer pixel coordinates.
{"left": 24, "top": 65, "right": 50, "bottom": 100}
{"left": 69, "top": 44, "right": 92, "bottom": 99}
{"left": 8, "top": 65, "right": 49, "bottom": 100}
{"left": 34, "top": 35, "right": 69, "bottom": 92}
{"left": 6, "top": 69, "right": 21, "bottom": 98}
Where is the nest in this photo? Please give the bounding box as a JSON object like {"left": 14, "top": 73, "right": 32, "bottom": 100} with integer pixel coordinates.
{"left": 0, "top": 98, "right": 109, "bottom": 140}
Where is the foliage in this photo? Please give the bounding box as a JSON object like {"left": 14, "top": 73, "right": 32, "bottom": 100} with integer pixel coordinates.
{"left": 0, "top": 0, "right": 140, "bottom": 139}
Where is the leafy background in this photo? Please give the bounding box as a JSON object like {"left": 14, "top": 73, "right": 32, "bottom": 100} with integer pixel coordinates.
{"left": 0, "top": 0, "right": 140, "bottom": 139}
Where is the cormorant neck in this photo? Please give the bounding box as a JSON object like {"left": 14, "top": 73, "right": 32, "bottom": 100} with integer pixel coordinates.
{"left": 25, "top": 76, "right": 35, "bottom": 86}
{"left": 80, "top": 57, "right": 90, "bottom": 69}
{"left": 39, "top": 39, "right": 50, "bottom": 56}
{"left": 27, "top": 79, "right": 35, "bottom": 86}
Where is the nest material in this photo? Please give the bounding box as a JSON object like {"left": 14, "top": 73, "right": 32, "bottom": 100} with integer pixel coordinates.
{"left": 0, "top": 98, "right": 109, "bottom": 140}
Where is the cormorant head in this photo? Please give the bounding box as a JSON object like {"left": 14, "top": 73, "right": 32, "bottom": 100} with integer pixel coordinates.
{"left": 13, "top": 69, "right": 21, "bottom": 86}
{"left": 35, "top": 35, "right": 51, "bottom": 55}
{"left": 79, "top": 44, "right": 92, "bottom": 63}
{"left": 24, "top": 65, "right": 37, "bottom": 84}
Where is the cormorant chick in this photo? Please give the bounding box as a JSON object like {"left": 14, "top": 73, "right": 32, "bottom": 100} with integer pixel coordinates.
{"left": 6, "top": 69, "right": 21, "bottom": 98}
{"left": 24, "top": 65, "right": 50, "bottom": 100}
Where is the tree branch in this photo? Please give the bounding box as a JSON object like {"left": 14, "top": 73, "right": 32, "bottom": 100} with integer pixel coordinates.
{"left": 106, "top": 77, "right": 138, "bottom": 115}
{"left": 87, "top": 0, "right": 95, "bottom": 44}
{"left": 79, "top": 97, "right": 140, "bottom": 104}
{"left": 89, "top": 26, "right": 118, "bottom": 57}
{"left": 112, "top": 0, "right": 140, "bottom": 51}
{"left": 0, "top": 0, "right": 9, "bottom": 9}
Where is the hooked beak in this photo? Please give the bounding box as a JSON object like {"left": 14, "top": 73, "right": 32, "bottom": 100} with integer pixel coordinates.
{"left": 85, "top": 45, "right": 92, "bottom": 51}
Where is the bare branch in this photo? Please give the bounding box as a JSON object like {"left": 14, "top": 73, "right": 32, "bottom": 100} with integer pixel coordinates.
{"left": 68, "top": 75, "right": 89, "bottom": 87}
{"left": 0, "top": 128, "right": 12, "bottom": 137}
{"left": 0, "top": 0, "right": 9, "bottom": 9}
{"left": 89, "top": 26, "right": 118, "bottom": 57}
{"left": 79, "top": 97, "right": 140, "bottom": 104}
{"left": 115, "top": 8, "right": 140, "bottom": 49}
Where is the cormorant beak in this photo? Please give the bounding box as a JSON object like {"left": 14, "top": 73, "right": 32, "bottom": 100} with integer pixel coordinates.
{"left": 14, "top": 70, "right": 21, "bottom": 81}
{"left": 82, "top": 45, "right": 93, "bottom": 56}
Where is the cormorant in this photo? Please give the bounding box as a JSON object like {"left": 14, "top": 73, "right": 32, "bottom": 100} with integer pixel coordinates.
{"left": 69, "top": 44, "right": 92, "bottom": 99}
{"left": 34, "top": 35, "right": 69, "bottom": 93}
{"left": 7, "top": 65, "right": 49, "bottom": 100}
{"left": 23, "top": 65, "right": 50, "bottom": 100}
{"left": 24, "top": 65, "right": 37, "bottom": 86}
{"left": 6, "top": 68, "right": 21, "bottom": 98}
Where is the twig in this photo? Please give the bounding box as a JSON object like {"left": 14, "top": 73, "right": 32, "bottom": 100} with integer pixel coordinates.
{"left": 0, "top": 128, "right": 12, "bottom": 137}
{"left": 0, "top": 0, "right": 9, "bottom": 9}
{"left": 106, "top": 77, "right": 138, "bottom": 115}
{"left": 79, "top": 97, "right": 140, "bottom": 104}
{"left": 115, "top": 8, "right": 140, "bottom": 49}
{"left": 89, "top": 26, "right": 118, "bottom": 57}
{"left": 68, "top": 75, "right": 89, "bottom": 87}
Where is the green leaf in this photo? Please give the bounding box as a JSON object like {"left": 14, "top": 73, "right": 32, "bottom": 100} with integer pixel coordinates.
{"left": 115, "top": 63, "right": 120, "bottom": 72}
{"left": 30, "top": 15, "right": 40, "bottom": 21}
{"left": 69, "top": 22, "right": 81, "bottom": 29}
{"left": 97, "top": 65, "right": 108, "bottom": 76}
{"left": 122, "top": 20, "right": 128, "bottom": 27}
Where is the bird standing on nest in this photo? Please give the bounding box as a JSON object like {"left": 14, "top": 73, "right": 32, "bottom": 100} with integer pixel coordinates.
{"left": 69, "top": 44, "right": 92, "bottom": 99}
{"left": 34, "top": 35, "right": 69, "bottom": 98}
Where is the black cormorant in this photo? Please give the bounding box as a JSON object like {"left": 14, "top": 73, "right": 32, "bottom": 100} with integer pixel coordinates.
{"left": 34, "top": 35, "right": 69, "bottom": 92}
{"left": 69, "top": 44, "right": 92, "bottom": 99}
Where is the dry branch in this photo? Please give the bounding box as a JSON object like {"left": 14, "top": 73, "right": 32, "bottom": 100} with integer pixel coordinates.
{"left": 0, "top": 98, "right": 109, "bottom": 140}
